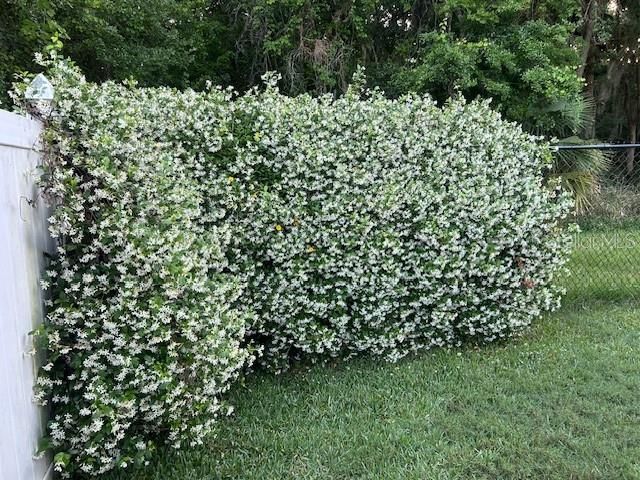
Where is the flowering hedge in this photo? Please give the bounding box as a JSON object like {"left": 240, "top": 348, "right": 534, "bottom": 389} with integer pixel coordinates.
{"left": 22, "top": 59, "right": 253, "bottom": 477}
{"left": 20, "top": 58, "right": 572, "bottom": 476}
{"left": 228, "top": 78, "right": 573, "bottom": 368}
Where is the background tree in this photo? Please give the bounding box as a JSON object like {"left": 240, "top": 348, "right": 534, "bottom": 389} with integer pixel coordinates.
{"left": 222, "top": 0, "right": 403, "bottom": 94}
{"left": 0, "top": 0, "right": 64, "bottom": 106}
{"left": 56, "top": 0, "right": 236, "bottom": 89}
{"left": 380, "top": 1, "right": 583, "bottom": 129}
{"left": 591, "top": 1, "right": 640, "bottom": 173}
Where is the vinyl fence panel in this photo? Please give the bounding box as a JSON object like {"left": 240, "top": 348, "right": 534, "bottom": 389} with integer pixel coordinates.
{"left": 0, "top": 109, "right": 53, "bottom": 480}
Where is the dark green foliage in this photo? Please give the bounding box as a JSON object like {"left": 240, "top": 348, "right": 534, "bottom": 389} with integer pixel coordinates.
{"left": 384, "top": 4, "right": 583, "bottom": 130}
{"left": 0, "top": 1, "right": 582, "bottom": 115}
{"left": 0, "top": 0, "right": 63, "bottom": 105}
{"left": 221, "top": 0, "right": 416, "bottom": 94}
{"left": 55, "top": 0, "right": 236, "bottom": 88}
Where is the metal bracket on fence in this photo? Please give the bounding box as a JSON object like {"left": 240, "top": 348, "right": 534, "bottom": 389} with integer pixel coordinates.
{"left": 19, "top": 195, "right": 36, "bottom": 222}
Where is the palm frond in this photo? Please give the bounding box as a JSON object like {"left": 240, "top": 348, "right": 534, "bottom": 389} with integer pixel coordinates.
{"left": 552, "top": 136, "right": 612, "bottom": 213}
{"left": 542, "top": 95, "right": 596, "bottom": 136}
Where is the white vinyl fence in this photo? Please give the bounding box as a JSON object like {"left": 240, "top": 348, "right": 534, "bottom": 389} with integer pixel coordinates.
{"left": 0, "top": 109, "right": 53, "bottom": 480}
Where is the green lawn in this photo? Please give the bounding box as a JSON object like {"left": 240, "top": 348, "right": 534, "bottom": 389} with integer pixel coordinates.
{"left": 104, "top": 229, "right": 640, "bottom": 480}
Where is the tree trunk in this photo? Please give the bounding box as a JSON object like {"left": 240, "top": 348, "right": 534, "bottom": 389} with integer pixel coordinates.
{"left": 585, "top": 63, "right": 596, "bottom": 138}
{"left": 628, "top": 122, "right": 637, "bottom": 176}
{"left": 626, "top": 63, "right": 640, "bottom": 176}
{"left": 578, "top": 0, "right": 595, "bottom": 79}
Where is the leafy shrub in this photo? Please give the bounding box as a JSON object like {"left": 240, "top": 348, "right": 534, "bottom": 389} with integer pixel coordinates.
{"left": 23, "top": 59, "right": 253, "bottom": 477}
{"left": 21, "top": 57, "right": 572, "bottom": 476}
{"left": 226, "top": 76, "right": 574, "bottom": 368}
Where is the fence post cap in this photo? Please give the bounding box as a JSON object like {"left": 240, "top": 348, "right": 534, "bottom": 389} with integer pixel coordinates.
{"left": 25, "top": 74, "right": 54, "bottom": 102}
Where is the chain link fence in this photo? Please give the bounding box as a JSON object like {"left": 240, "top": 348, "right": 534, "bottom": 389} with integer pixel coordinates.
{"left": 562, "top": 146, "right": 640, "bottom": 300}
